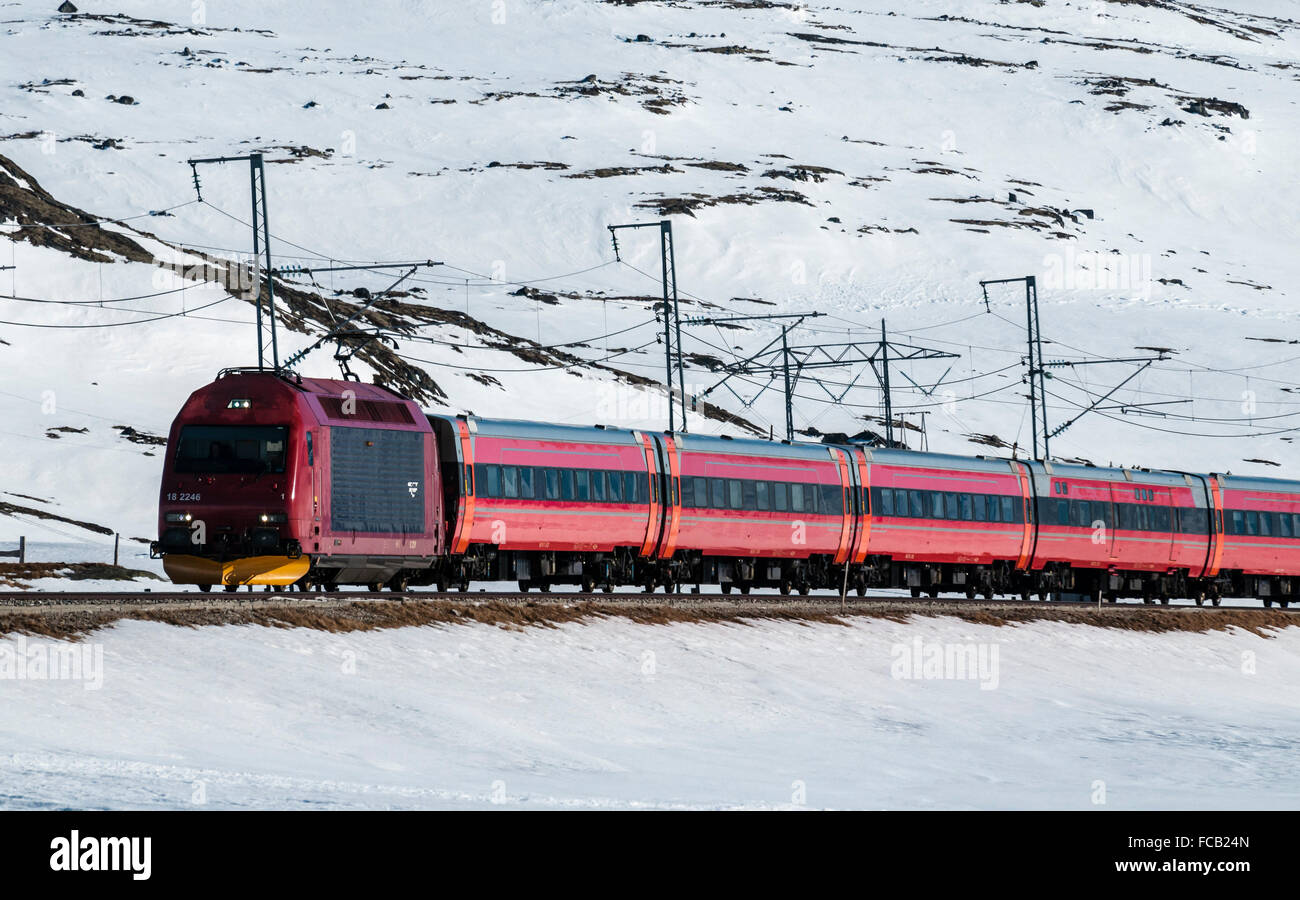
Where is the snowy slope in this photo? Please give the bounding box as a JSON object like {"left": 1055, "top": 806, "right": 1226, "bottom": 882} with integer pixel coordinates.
{"left": 1, "top": 614, "right": 1297, "bottom": 810}
{"left": 2, "top": 0, "right": 1299, "bottom": 543}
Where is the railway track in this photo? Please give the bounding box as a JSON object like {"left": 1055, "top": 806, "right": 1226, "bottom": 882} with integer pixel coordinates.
{"left": 0, "top": 589, "right": 1294, "bottom": 616}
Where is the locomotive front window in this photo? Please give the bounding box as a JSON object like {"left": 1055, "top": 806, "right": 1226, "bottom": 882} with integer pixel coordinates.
{"left": 175, "top": 425, "right": 289, "bottom": 474}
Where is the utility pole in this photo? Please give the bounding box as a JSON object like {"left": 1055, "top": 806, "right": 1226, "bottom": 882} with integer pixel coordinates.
{"left": 980, "top": 275, "right": 1170, "bottom": 459}
{"left": 187, "top": 153, "right": 279, "bottom": 371}
{"left": 608, "top": 220, "right": 685, "bottom": 432}
{"left": 981, "top": 275, "right": 1047, "bottom": 459}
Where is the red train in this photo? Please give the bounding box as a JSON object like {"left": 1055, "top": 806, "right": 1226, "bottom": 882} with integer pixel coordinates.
{"left": 153, "top": 369, "right": 1300, "bottom": 606}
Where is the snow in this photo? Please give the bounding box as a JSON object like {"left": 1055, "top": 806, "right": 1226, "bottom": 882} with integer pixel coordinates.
{"left": 1, "top": 615, "right": 1297, "bottom": 809}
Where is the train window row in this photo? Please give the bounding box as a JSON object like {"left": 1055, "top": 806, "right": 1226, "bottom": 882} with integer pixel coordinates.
{"left": 1039, "top": 498, "right": 1212, "bottom": 534}
{"left": 681, "top": 476, "right": 842, "bottom": 515}
{"left": 1227, "top": 509, "right": 1300, "bottom": 539}
{"left": 871, "top": 487, "right": 1024, "bottom": 524}
{"left": 1040, "top": 499, "right": 1211, "bottom": 533}
{"left": 475, "top": 463, "right": 649, "bottom": 504}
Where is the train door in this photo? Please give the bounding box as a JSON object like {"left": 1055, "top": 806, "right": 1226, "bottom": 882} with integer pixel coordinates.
{"left": 830, "top": 447, "right": 853, "bottom": 566}
{"left": 651, "top": 435, "right": 682, "bottom": 560}
{"left": 1206, "top": 475, "right": 1225, "bottom": 579}
{"left": 1010, "top": 460, "right": 1035, "bottom": 572}
{"left": 850, "top": 447, "right": 871, "bottom": 564}
{"left": 1107, "top": 480, "right": 1125, "bottom": 562}
{"left": 636, "top": 432, "right": 661, "bottom": 559}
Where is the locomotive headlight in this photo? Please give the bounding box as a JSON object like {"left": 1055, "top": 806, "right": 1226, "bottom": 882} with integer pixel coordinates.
{"left": 226, "top": 399, "right": 252, "bottom": 409}
{"left": 165, "top": 512, "right": 192, "bottom": 523}
{"left": 260, "top": 513, "right": 288, "bottom": 524}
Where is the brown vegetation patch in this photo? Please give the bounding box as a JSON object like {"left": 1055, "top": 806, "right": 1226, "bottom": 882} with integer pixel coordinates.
{"left": 2, "top": 597, "right": 1296, "bottom": 641}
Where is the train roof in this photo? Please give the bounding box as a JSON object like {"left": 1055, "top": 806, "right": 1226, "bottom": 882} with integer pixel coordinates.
{"left": 455, "top": 416, "right": 645, "bottom": 446}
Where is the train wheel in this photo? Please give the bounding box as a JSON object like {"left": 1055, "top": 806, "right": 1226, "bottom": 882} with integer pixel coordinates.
{"left": 779, "top": 579, "right": 792, "bottom": 596}
{"left": 197, "top": 583, "right": 211, "bottom": 593}
{"left": 740, "top": 583, "right": 751, "bottom": 596}
{"left": 435, "top": 579, "right": 449, "bottom": 593}
{"left": 580, "top": 575, "right": 595, "bottom": 594}
{"left": 1211, "top": 594, "right": 1221, "bottom": 607}
{"left": 964, "top": 584, "right": 976, "bottom": 600}
{"left": 856, "top": 583, "right": 867, "bottom": 598}
{"left": 910, "top": 586, "right": 921, "bottom": 599}
{"left": 1160, "top": 595, "right": 1170, "bottom": 606}
{"left": 539, "top": 582, "right": 551, "bottom": 593}
{"left": 390, "top": 576, "right": 409, "bottom": 593}
{"left": 1263, "top": 597, "right": 1274, "bottom": 608}
{"left": 601, "top": 583, "right": 614, "bottom": 594}
{"left": 518, "top": 579, "right": 532, "bottom": 592}
{"left": 798, "top": 583, "right": 811, "bottom": 596}
{"left": 223, "top": 584, "right": 238, "bottom": 593}
{"left": 1280, "top": 599, "right": 1291, "bottom": 609}
{"left": 367, "top": 582, "right": 384, "bottom": 593}
{"left": 721, "top": 582, "right": 733, "bottom": 595}
{"left": 1194, "top": 593, "right": 1205, "bottom": 607}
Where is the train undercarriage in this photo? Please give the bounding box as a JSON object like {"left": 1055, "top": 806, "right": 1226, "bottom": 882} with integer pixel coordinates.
{"left": 162, "top": 545, "right": 1300, "bottom": 608}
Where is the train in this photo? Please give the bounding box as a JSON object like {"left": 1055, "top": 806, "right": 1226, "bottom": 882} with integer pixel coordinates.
{"left": 152, "top": 368, "right": 1300, "bottom": 606}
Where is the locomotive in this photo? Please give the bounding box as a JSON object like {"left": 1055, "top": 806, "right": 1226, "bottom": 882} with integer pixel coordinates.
{"left": 153, "top": 368, "right": 1300, "bottom": 606}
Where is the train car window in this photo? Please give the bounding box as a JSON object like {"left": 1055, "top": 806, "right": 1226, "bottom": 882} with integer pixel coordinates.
{"left": 773, "top": 483, "right": 788, "bottom": 512}
{"left": 1154, "top": 506, "right": 1171, "bottom": 532}
{"left": 987, "top": 495, "right": 1002, "bottom": 522}
{"left": 624, "top": 472, "right": 640, "bottom": 504}
{"left": 1281, "top": 514, "right": 1293, "bottom": 538}
{"left": 306, "top": 431, "right": 314, "bottom": 466}
{"left": 904, "top": 490, "right": 920, "bottom": 519}
{"left": 875, "top": 488, "right": 891, "bottom": 517}
{"left": 518, "top": 467, "right": 535, "bottom": 500}
{"left": 959, "top": 494, "right": 973, "bottom": 521}
{"left": 1054, "top": 499, "right": 1069, "bottom": 526}
{"left": 574, "top": 470, "right": 590, "bottom": 501}
{"left": 790, "top": 483, "right": 805, "bottom": 513}
{"left": 560, "top": 469, "right": 575, "bottom": 501}
{"left": 1228, "top": 510, "right": 1242, "bottom": 535}
{"left": 592, "top": 471, "right": 607, "bottom": 502}
{"left": 1259, "top": 511, "right": 1272, "bottom": 537}
{"left": 681, "top": 477, "right": 696, "bottom": 507}
{"left": 176, "top": 424, "right": 290, "bottom": 474}
{"left": 822, "top": 485, "right": 842, "bottom": 516}
{"left": 925, "top": 492, "right": 940, "bottom": 519}
{"left": 728, "top": 480, "right": 743, "bottom": 510}
{"left": 757, "top": 481, "right": 770, "bottom": 511}
{"left": 484, "top": 464, "right": 501, "bottom": 498}
{"left": 1245, "top": 511, "right": 1259, "bottom": 536}
{"left": 502, "top": 466, "right": 519, "bottom": 499}
{"left": 707, "top": 478, "right": 723, "bottom": 509}
{"left": 862, "top": 486, "right": 871, "bottom": 515}
{"left": 1293, "top": 514, "right": 1300, "bottom": 538}
{"left": 544, "top": 468, "right": 560, "bottom": 500}
{"left": 941, "top": 493, "right": 956, "bottom": 519}
{"left": 972, "top": 494, "right": 986, "bottom": 522}
{"left": 743, "top": 481, "right": 758, "bottom": 511}
{"left": 608, "top": 471, "right": 624, "bottom": 502}
{"left": 1001, "top": 497, "right": 1016, "bottom": 524}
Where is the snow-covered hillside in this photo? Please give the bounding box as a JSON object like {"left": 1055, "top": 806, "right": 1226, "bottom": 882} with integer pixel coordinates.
{"left": 2, "top": 0, "right": 1298, "bottom": 545}
{"left": 2, "top": 614, "right": 1297, "bottom": 810}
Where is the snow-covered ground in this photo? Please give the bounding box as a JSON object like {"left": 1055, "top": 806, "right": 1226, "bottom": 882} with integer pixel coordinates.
{"left": 1, "top": 615, "right": 1296, "bottom": 810}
